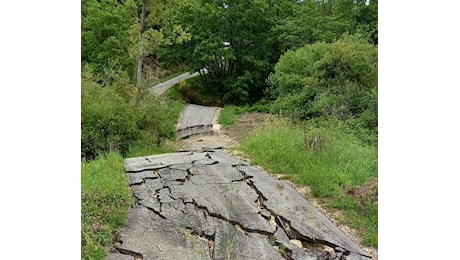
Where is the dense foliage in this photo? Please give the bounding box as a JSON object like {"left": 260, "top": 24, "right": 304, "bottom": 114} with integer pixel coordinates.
{"left": 81, "top": 75, "right": 185, "bottom": 160}
{"left": 81, "top": 0, "right": 188, "bottom": 160}
{"left": 158, "top": 0, "right": 287, "bottom": 104}
{"left": 158, "top": 0, "right": 377, "bottom": 104}
{"left": 268, "top": 35, "right": 377, "bottom": 133}
{"left": 81, "top": 0, "right": 138, "bottom": 80}
{"left": 276, "top": 0, "right": 378, "bottom": 52}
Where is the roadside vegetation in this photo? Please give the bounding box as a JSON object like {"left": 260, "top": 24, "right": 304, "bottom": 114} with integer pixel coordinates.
{"left": 81, "top": 152, "right": 134, "bottom": 259}
{"left": 225, "top": 34, "right": 378, "bottom": 247}
{"left": 237, "top": 118, "right": 377, "bottom": 246}
{"left": 81, "top": 75, "right": 185, "bottom": 258}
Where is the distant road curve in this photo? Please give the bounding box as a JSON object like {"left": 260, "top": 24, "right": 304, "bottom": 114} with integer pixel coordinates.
{"left": 150, "top": 69, "right": 207, "bottom": 95}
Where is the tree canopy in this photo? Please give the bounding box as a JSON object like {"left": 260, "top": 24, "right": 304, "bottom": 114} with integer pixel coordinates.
{"left": 81, "top": 0, "right": 378, "bottom": 107}
{"left": 156, "top": 0, "right": 377, "bottom": 104}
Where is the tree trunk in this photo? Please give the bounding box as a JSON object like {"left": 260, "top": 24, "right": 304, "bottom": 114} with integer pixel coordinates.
{"left": 136, "top": 0, "right": 147, "bottom": 105}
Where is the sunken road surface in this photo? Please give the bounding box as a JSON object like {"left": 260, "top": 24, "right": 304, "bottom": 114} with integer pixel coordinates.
{"left": 107, "top": 150, "right": 371, "bottom": 260}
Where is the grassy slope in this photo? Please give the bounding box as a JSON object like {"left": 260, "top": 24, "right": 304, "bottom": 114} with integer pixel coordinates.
{"left": 218, "top": 104, "right": 271, "bottom": 126}
{"left": 236, "top": 118, "right": 378, "bottom": 247}
{"left": 81, "top": 151, "right": 134, "bottom": 259}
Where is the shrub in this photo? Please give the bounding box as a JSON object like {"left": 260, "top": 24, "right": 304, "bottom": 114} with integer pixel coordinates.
{"left": 81, "top": 80, "right": 140, "bottom": 160}
{"left": 268, "top": 35, "right": 377, "bottom": 131}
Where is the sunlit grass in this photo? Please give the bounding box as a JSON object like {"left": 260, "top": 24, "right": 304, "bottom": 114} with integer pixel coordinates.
{"left": 81, "top": 151, "right": 135, "bottom": 259}
{"left": 238, "top": 118, "right": 378, "bottom": 247}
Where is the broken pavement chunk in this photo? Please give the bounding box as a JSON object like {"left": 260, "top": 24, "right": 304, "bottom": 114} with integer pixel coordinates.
{"left": 110, "top": 151, "right": 371, "bottom": 260}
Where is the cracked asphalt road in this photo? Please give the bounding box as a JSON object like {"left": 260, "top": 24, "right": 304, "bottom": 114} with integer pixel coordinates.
{"left": 107, "top": 104, "right": 372, "bottom": 259}
{"left": 108, "top": 151, "right": 370, "bottom": 260}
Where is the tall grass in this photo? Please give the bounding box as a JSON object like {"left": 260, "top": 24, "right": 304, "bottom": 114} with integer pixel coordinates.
{"left": 218, "top": 104, "right": 271, "bottom": 126}
{"left": 81, "top": 151, "right": 135, "bottom": 259}
{"left": 238, "top": 118, "right": 378, "bottom": 247}
{"left": 125, "top": 132, "right": 176, "bottom": 158}
{"left": 218, "top": 105, "right": 241, "bottom": 126}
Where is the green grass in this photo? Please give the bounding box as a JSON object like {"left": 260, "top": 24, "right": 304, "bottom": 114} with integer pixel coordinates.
{"left": 81, "top": 151, "right": 135, "bottom": 259}
{"left": 218, "top": 105, "right": 241, "bottom": 126}
{"left": 237, "top": 118, "right": 378, "bottom": 247}
{"left": 218, "top": 104, "right": 271, "bottom": 126}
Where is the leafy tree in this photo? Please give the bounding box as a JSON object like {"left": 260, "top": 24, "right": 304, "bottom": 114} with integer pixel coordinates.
{"left": 275, "top": 0, "right": 378, "bottom": 52}
{"left": 269, "top": 35, "right": 377, "bottom": 129}
{"left": 81, "top": 0, "right": 138, "bottom": 80}
{"left": 82, "top": 0, "right": 176, "bottom": 89}
{"left": 159, "top": 0, "right": 295, "bottom": 104}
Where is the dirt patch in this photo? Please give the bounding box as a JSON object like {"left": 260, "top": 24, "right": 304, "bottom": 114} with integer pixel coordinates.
{"left": 347, "top": 177, "right": 378, "bottom": 204}
{"left": 224, "top": 112, "right": 274, "bottom": 143}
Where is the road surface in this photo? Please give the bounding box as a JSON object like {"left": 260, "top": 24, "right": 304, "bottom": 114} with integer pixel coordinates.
{"left": 107, "top": 151, "right": 371, "bottom": 259}
{"left": 176, "top": 104, "right": 220, "bottom": 140}
{"left": 150, "top": 69, "right": 207, "bottom": 95}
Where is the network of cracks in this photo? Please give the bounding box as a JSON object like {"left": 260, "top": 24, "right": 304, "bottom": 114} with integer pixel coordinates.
{"left": 108, "top": 150, "right": 371, "bottom": 260}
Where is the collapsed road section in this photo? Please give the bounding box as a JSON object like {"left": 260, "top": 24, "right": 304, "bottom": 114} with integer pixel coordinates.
{"left": 176, "top": 104, "right": 219, "bottom": 140}
{"left": 107, "top": 150, "right": 371, "bottom": 260}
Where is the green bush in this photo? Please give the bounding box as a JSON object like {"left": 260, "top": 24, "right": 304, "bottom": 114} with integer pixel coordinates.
{"left": 81, "top": 78, "right": 186, "bottom": 160}
{"left": 81, "top": 80, "right": 140, "bottom": 159}
{"left": 135, "top": 94, "right": 186, "bottom": 140}
{"left": 268, "top": 35, "right": 377, "bottom": 130}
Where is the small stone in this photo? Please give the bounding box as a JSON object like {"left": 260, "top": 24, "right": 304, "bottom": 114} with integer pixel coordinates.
{"left": 323, "top": 245, "right": 336, "bottom": 258}
{"left": 289, "top": 239, "right": 303, "bottom": 248}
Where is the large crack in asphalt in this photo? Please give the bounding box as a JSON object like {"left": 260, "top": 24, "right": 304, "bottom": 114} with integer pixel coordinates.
{"left": 107, "top": 151, "right": 371, "bottom": 260}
